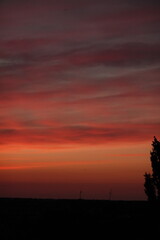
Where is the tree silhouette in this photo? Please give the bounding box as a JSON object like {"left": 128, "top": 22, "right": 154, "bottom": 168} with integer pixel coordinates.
{"left": 144, "top": 173, "right": 156, "bottom": 201}
{"left": 144, "top": 136, "right": 160, "bottom": 201}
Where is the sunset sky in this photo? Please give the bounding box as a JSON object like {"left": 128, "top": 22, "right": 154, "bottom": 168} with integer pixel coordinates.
{"left": 0, "top": 0, "right": 160, "bottom": 200}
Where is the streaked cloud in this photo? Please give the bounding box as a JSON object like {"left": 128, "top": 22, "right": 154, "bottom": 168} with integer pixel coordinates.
{"left": 0, "top": 1, "right": 160, "bottom": 151}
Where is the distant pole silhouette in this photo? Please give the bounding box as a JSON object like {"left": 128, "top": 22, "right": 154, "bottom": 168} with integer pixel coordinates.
{"left": 108, "top": 189, "right": 112, "bottom": 201}
{"left": 79, "top": 190, "right": 82, "bottom": 200}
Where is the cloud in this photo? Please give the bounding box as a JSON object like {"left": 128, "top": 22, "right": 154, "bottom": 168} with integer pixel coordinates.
{"left": 0, "top": 123, "right": 159, "bottom": 146}
{"left": 0, "top": 0, "right": 159, "bottom": 150}
{"left": 1, "top": 41, "right": 160, "bottom": 73}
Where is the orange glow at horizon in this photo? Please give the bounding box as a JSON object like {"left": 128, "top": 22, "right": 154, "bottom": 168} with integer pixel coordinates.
{"left": 0, "top": 141, "right": 152, "bottom": 200}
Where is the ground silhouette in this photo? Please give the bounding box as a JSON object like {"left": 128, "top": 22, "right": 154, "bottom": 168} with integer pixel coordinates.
{"left": 0, "top": 198, "right": 160, "bottom": 240}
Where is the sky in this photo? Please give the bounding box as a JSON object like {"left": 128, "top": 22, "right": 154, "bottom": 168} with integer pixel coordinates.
{"left": 0, "top": 0, "right": 160, "bottom": 200}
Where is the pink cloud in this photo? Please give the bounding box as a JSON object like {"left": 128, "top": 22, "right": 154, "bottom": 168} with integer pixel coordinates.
{"left": 0, "top": 123, "right": 159, "bottom": 147}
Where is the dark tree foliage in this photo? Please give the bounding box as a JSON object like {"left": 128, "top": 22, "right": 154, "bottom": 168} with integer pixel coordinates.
{"left": 144, "top": 137, "right": 160, "bottom": 201}
{"left": 150, "top": 136, "right": 160, "bottom": 200}
{"left": 144, "top": 173, "right": 156, "bottom": 201}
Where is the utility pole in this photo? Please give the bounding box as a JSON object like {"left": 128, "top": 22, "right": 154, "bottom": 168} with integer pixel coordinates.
{"left": 79, "top": 190, "right": 82, "bottom": 200}
{"left": 108, "top": 189, "right": 112, "bottom": 201}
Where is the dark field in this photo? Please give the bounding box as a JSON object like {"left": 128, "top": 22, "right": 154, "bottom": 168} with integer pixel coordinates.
{"left": 0, "top": 198, "right": 160, "bottom": 239}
